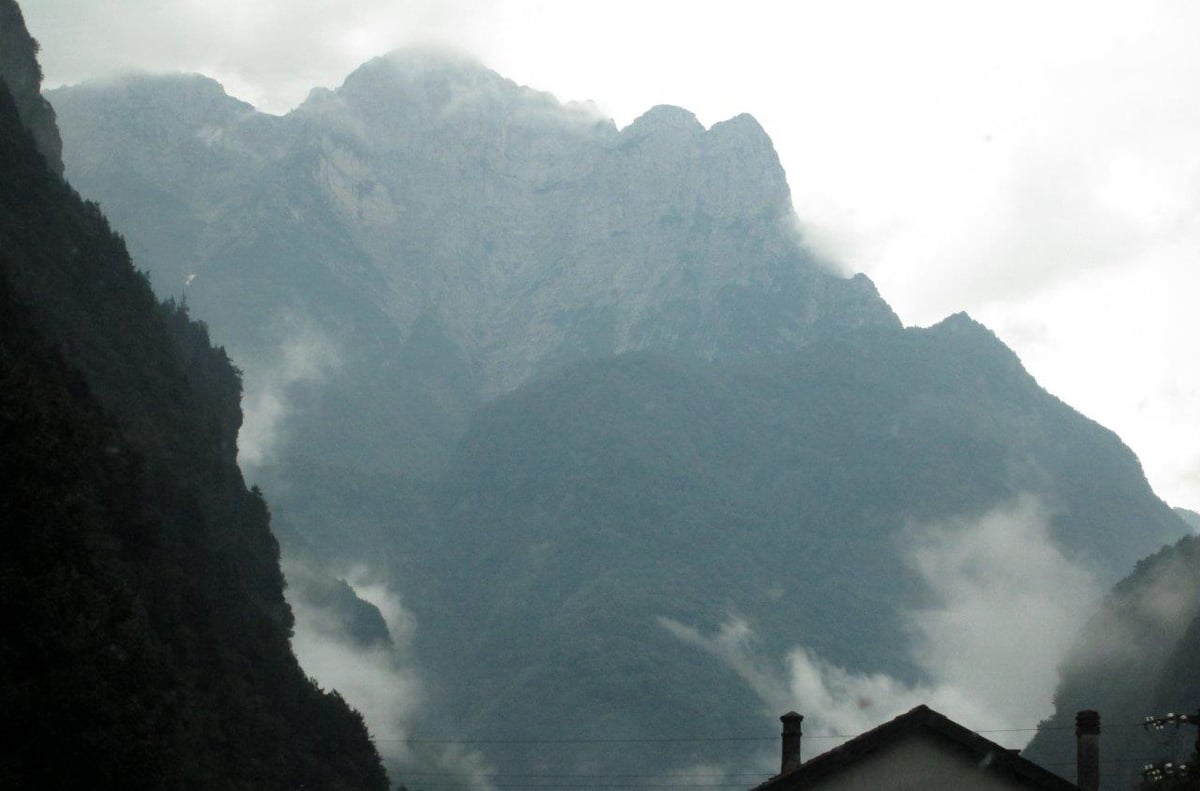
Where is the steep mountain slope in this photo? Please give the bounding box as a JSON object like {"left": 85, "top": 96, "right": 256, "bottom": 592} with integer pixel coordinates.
{"left": 45, "top": 48, "right": 1193, "bottom": 782}
{"left": 0, "top": 4, "right": 387, "bottom": 787}
{"left": 1176, "top": 507, "right": 1200, "bottom": 532}
{"left": 415, "top": 317, "right": 1186, "bottom": 776}
{"left": 1023, "top": 534, "right": 1200, "bottom": 790}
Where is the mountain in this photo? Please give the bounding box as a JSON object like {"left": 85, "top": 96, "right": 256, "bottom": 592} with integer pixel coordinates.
{"left": 46, "top": 50, "right": 1193, "bottom": 781}
{"left": 412, "top": 317, "right": 1187, "bottom": 776}
{"left": 49, "top": 51, "right": 896, "bottom": 489}
{"left": 0, "top": 3, "right": 387, "bottom": 787}
{"left": 1022, "top": 533, "right": 1200, "bottom": 790}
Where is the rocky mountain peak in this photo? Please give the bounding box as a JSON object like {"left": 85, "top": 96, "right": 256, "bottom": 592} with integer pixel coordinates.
{"left": 614, "top": 105, "right": 791, "bottom": 219}
{"left": 622, "top": 104, "right": 705, "bottom": 138}
{"left": 707, "top": 112, "right": 778, "bottom": 164}
{"left": 339, "top": 46, "right": 500, "bottom": 99}
{"left": 51, "top": 51, "right": 905, "bottom": 464}
{"left": 932, "top": 310, "right": 987, "bottom": 333}
{"left": 329, "top": 46, "right": 544, "bottom": 121}
{"left": 50, "top": 72, "right": 260, "bottom": 163}
{"left": 298, "top": 45, "right": 613, "bottom": 160}
{"left": 930, "top": 313, "right": 1030, "bottom": 357}
{"left": 91, "top": 73, "right": 251, "bottom": 127}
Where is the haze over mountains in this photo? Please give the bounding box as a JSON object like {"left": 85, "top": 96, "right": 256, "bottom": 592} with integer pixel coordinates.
{"left": 34, "top": 43, "right": 1200, "bottom": 787}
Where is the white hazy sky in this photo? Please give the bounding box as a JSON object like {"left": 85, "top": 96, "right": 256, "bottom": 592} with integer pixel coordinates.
{"left": 22, "top": 0, "right": 1200, "bottom": 514}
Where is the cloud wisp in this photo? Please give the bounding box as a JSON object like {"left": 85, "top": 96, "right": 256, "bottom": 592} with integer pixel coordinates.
{"left": 285, "top": 559, "right": 424, "bottom": 769}
{"left": 237, "top": 314, "right": 340, "bottom": 469}
{"left": 662, "top": 495, "right": 1102, "bottom": 751}
{"left": 286, "top": 558, "right": 500, "bottom": 790}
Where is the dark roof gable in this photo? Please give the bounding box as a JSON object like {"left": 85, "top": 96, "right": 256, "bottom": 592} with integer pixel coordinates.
{"left": 754, "top": 705, "right": 1079, "bottom": 791}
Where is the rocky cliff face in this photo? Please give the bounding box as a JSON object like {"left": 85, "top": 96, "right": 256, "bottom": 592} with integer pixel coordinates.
{"left": 50, "top": 51, "right": 898, "bottom": 487}
{"left": 52, "top": 49, "right": 895, "bottom": 398}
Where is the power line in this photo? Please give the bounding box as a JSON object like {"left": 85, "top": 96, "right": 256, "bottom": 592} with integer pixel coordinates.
{"left": 399, "top": 783, "right": 765, "bottom": 786}
{"left": 400, "top": 773, "right": 772, "bottom": 778}
{"left": 391, "top": 720, "right": 1148, "bottom": 746}
{"left": 402, "top": 737, "right": 774, "bottom": 745}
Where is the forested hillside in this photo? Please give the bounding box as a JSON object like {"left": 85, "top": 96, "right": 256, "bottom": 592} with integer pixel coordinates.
{"left": 1023, "top": 533, "right": 1200, "bottom": 790}
{"left": 0, "top": 2, "right": 388, "bottom": 786}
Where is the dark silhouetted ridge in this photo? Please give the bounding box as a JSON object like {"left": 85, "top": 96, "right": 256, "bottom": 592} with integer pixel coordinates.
{"left": 0, "top": 3, "right": 389, "bottom": 786}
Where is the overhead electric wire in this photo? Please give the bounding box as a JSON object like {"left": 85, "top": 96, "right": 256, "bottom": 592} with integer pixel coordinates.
{"left": 392, "top": 719, "right": 1150, "bottom": 746}
{"left": 399, "top": 781, "right": 767, "bottom": 788}
{"left": 399, "top": 773, "right": 772, "bottom": 777}
{"left": 402, "top": 737, "right": 774, "bottom": 745}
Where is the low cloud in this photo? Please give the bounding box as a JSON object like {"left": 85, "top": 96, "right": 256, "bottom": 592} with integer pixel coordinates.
{"left": 902, "top": 495, "right": 1102, "bottom": 730}
{"left": 663, "top": 495, "right": 1102, "bottom": 750}
{"left": 286, "top": 559, "right": 499, "bottom": 789}
{"left": 286, "top": 559, "right": 423, "bottom": 769}
{"left": 658, "top": 617, "right": 786, "bottom": 705}
{"left": 30, "top": 0, "right": 491, "bottom": 113}
{"left": 238, "top": 314, "right": 340, "bottom": 469}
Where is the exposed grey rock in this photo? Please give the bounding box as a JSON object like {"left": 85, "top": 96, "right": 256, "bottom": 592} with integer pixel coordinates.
{"left": 50, "top": 48, "right": 897, "bottom": 475}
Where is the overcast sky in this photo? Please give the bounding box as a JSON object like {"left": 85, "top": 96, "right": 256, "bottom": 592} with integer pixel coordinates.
{"left": 22, "top": 0, "right": 1200, "bottom": 514}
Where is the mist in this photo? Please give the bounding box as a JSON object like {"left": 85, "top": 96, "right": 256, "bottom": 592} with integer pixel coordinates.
{"left": 663, "top": 495, "right": 1102, "bottom": 751}
{"left": 285, "top": 559, "right": 423, "bottom": 770}
{"left": 237, "top": 315, "right": 340, "bottom": 469}
{"left": 901, "top": 495, "right": 1102, "bottom": 731}
{"left": 1064, "top": 539, "right": 1200, "bottom": 675}
{"left": 285, "top": 560, "right": 502, "bottom": 790}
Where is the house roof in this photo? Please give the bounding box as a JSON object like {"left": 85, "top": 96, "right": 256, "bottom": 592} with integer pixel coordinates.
{"left": 753, "top": 705, "right": 1079, "bottom": 791}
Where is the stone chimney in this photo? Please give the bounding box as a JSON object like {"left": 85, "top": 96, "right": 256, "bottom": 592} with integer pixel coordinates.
{"left": 1075, "top": 710, "right": 1100, "bottom": 791}
{"left": 780, "top": 712, "right": 803, "bottom": 774}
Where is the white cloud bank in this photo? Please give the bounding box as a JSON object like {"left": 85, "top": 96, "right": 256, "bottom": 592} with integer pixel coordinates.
{"left": 663, "top": 496, "right": 1102, "bottom": 751}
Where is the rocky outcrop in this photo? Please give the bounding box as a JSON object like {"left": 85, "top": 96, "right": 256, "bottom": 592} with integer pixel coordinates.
{"left": 0, "top": 0, "right": 61, "bottom": 174}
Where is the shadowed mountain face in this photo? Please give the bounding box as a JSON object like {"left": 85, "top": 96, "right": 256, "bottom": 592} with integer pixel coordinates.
{"left": 414, "top": 318, "right": 1186, "bottom": 775}
{"left": 48, "top": 50, "right": 1193, "bottom": 781}
{"left": 0, "top": 0, "right": 61, "bottom": 174}
{"left": 0, "top": 2, "right": 386, "bottom": 786}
